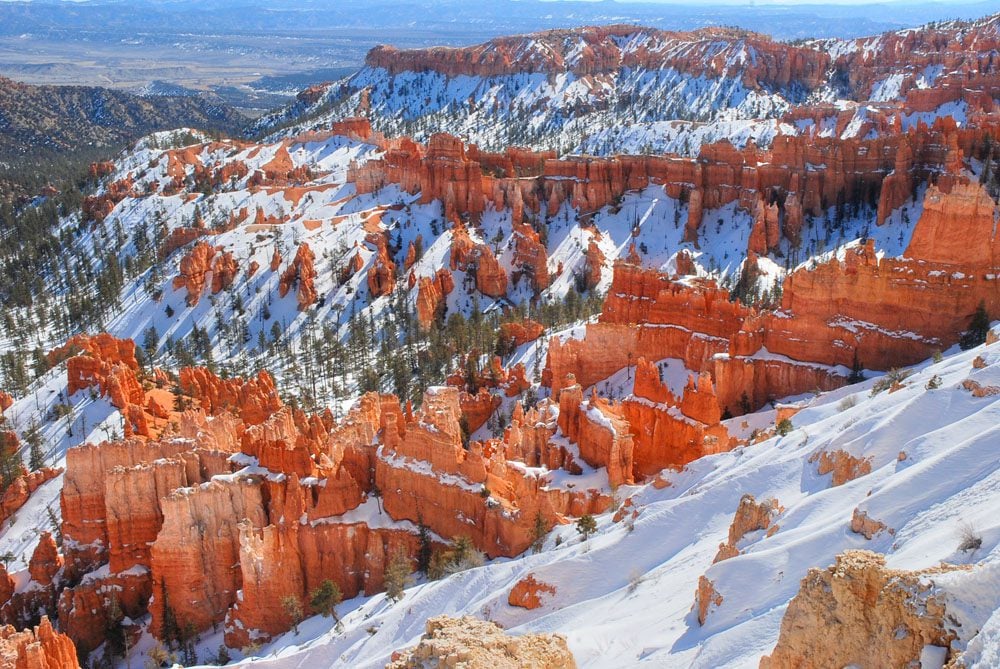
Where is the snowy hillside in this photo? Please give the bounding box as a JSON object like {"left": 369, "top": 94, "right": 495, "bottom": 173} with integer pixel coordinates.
{"left": 221, "top": 328, "right": 1000, "bottom": 669}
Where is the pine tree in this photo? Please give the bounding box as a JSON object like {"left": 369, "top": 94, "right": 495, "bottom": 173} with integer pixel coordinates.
{"left": 281, "top": 595, "right": 304, "bottom": 634}
{"left": 383, "top": 550, "right": 413, "bottom": 603}
{"left": 417, "top": 519, "right": 432, "bottom": 573}
{"left": 960, "top": 301, "right": 991, "bottom": 350}
{"left": 309, "top": 579, "right": 342, "bottom": 619}
{"left": 531, "top": 512, "right": 548, "bottom": 554}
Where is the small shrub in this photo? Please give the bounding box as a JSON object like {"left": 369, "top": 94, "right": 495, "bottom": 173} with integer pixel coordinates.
{"left": 627, "top": 568, "right": 644, "bottom": 593}
{"left": 932, "top": 350, "right": 944, "bottom": 363}
{"left": 960, "top": 301, "right": 990, "bottom": 350}
{"left": 576, "top": 514, "right": 597, "bottom": 541}
{"left": 240, "top": 641, "right": 263, "bottom": 657}
{"left": 530, "top": 512, "right": 548, "bottom": 554}
{"left": 958, "top": 522, "right": 983, "bottom": 553}
{"left": 838, "top": 396, "right": 857, "bottom": 412}
{"left": 281, "top": 595, "right": 304, "bottom": 634}
{"left": 309, "top": 579, "right": 342, "bottom": 619}
{"left": 870, "top": 368, "right": 911, "bottom": 396}
{"left": 776, "top": 418, "right": 794, "bottom": 437}
{"left": 384, "top": 550, "right": 414, "bottom": 602}
{"left": 925, "top": 374, "right": 942, "bottom": 390}
{"left": 214, "top": 645, "right": 231, "bottom": 666}
{"left": 145, "top": 644, "right": 173, "bottom": 669}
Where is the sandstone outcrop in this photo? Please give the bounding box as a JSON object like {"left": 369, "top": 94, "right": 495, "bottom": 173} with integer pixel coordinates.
{"left": 760, "top": 551, "right": 958, "bottom": 669}
{"left": 508, "top": 574, "right": 557, "bottom": 610}
{"left": 810, "top": 449, "right": 872, "bottom": 487}
{"left": 415, "top": 269, "right": 454, "bottom": 329}
{"left": 714, "top": 494, "right": 780, "bottom": 562}
{"left": 695, "top": 575, "right": 722, "bottom": 626}
{"left": 366, "top": 233, "right": 397, "bottom": 297}
{"left": 29, "top": 355, "right": 617, "bottom": 653}
{"left": 386, "top": 615, "right": 576, "bottom": 669}
{"left": 850, "top": 508, "right": 889, "bottom": 540}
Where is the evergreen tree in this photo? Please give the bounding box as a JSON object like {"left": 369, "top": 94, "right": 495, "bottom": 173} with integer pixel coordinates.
{"left": 309, "top": 579, "right": 342, "bottom": 619}
{"left": 576, "top": 514, "right": 597, "bottom": 541}
{"left": 960, "top": 301, "right": 991, "bottom": 350}
{"left": 383, "top": 550, "right": 413, "bottom": 603}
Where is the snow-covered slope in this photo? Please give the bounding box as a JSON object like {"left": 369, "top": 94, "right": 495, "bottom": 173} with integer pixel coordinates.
{"left": 224, "top": 328, "right": 1000, "bottom": 668}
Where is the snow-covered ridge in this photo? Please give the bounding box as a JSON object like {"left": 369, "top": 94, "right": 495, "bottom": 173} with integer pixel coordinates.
{"left": 256, "top": 13, "right": 1000, "bottom": 158}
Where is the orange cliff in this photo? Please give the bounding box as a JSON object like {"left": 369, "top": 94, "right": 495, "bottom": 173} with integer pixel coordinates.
{"left": 7, "top": 362, "right": 619, "bottom": 654}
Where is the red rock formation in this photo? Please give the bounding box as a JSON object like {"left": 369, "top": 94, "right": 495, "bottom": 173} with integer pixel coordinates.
{"left": 556, "top": 380, "right": 634, "bottom": 487}
{"left": 27, "top": 363, "right": 619, "bottom": 654}
{"left": 26, "top": 533, "right": 61, "bottom": 587}
{"left": 172, "top": 241, "right": 217, "bottom": 306}
{"left": 0, "top": 617, "right": 80, "bottom": 669}
{"left": 179, "top": 367, "right": 282, "bottom": 425}
{"left": 404, "top": 238, "right": 421, "bottom": 270}
{"left": 810, "top": 449, "right": 872, "bottom": 486}
{"left": 511, "top": 222, "right": 550, "bottom": 292}
{"left": 415, "top": 269, "right": 454, "bottom": 329}
{"left": 695, "top": 575, "right": 722, "bottom": 626}
{"left": 159, "top": 226, "right": 206, "bottom": 259}
{"left": 714, "top": 494, "right": 780, "bottom": 562}
{"left": 49, "top": 335, "right": 161, "bottom": 438}
{"left": 49, "top": 333, "right": 138, "bottom": 372}
{"left": 450, "top": 224, "right": 507, "bottom": 297}
{"left": 582, "top": 239, "right": 605, "bottom": 291}
{"left": 0, "top": 467, "right": 61, "bottom": 525}
{"left": 211, "top": 249, "right": 239, "bottom": 293}
{"left": 0, "top": 392, "right": 11, "bottom": 413}
{"left": 460, "top": 389, "right": 501, "bottom": 433}
{"left": 367, "top": 235, "right": 397, "bottom": 297}
{"left": 341, "top": 250, "right": 365, "bottom": 284}
{"left": 508, "top": 574, "right": 557, "bottom": 609}
{"left": 499, "top": 320, "right": 544, "bottom": 349}
{"left": 279, "top": 243, "right": 318, "bottom": 310}
{"left": 850, "top": 508, "right": 889, "bottom": 540}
